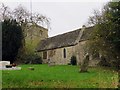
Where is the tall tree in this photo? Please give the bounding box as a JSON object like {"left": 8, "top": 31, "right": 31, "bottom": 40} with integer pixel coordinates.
{"left": 2, "top": 19, "right": 23, "bottom": 63}
{"left": 87, "top": 1, "right": 120, "bottom": 69}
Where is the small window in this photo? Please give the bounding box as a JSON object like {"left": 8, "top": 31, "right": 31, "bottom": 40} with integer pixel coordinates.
{"left": 43, "top": 51, "right": 47, "bottom": 59}
{"left": 63, "top": 48, "right": 66, "bottom": 58}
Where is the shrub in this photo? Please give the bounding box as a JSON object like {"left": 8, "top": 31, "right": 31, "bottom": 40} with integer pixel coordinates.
{"left": 32, "top": 55, "right": 42, "bottom": 64}
{"left": 25, "top": 54, "right": 42, "bottom": 64}
{"left": 98, "top": 56, "right": 111, "bottom": 67}
{"left": 16, "top": 53, "right": 42, "bottom": 64}
{"left": 70, "top": 56, "right": 77, "bottom": 65}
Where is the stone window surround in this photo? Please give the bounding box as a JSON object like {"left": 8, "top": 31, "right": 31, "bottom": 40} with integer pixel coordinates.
{"left": 43, "top": 51, "right": 47, "bottom": 59}
{"left": 63, "top": 48, "right": 66, "bottom": 58}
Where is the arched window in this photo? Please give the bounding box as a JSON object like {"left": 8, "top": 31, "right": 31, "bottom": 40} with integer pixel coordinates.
{"left": 63, "top": 48, "right": 66, "bottom": 58}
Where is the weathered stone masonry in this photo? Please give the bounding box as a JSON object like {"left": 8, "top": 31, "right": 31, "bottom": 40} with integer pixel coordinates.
{"left": 36, "top": 26, "right": 99, "bottom": 66}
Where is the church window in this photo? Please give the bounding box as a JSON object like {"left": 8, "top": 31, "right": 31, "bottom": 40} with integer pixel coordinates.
{"left": 63, "top": 48, "right": 66, "bottom": 58}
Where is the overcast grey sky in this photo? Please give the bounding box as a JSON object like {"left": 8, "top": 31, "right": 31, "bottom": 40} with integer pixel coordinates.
{"left": 1, "top": 0, "right": 110, "bottom": 37}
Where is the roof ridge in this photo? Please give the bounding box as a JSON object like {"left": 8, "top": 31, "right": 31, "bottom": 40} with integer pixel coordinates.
{"left": 48, "top": 26, "right": 93, "bottom": 39}
{"left": 46, "top": 28, "right": 81, "bottom": 39}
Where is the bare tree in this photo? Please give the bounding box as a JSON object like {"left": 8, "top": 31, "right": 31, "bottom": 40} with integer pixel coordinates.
{"left": 88, "top": 10, "right": 103, "bottom": 26}
{"left": 0, "top": 3, "right": 12, "bottom": 21}
{"left": 13, "top": 4, "right": 50, "bottom": 28}
{"left": 32, "top": 13, "right": 50, "bottom": 28}
{"left": 13, "top": 5, "right": 30, "bottom": 24}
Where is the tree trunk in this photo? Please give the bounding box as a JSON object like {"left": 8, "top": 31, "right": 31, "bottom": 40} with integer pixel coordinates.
{"left": 80, "top": 53, "right": 89, "bottom": 73}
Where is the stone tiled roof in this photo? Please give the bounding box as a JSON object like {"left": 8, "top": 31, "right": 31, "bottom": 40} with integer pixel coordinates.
{"left": 36, "top": 26, "right": 93, "bottom": 52}
{"left": 80, "top": 26, "right": 93, "bottom": 41}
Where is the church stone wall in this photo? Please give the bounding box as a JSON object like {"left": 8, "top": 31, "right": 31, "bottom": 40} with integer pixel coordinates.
{"left": 38, "top": 40, "right": 99, "bottom": 66}
{"left": 40, "top": 41, "right": 87, "bottom": 65}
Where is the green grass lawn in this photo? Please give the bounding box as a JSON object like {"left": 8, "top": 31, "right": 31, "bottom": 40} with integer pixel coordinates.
{"left": 2, "top": 64, "right": 118, "bottom": 88}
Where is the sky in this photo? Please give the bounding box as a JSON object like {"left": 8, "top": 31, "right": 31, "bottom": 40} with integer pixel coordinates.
{"left": 1, "top": 0, "right": 110, "bottom": 37}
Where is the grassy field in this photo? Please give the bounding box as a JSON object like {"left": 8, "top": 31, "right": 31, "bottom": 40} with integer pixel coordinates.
{"left": 2, "top": 64, "right": 118, "bottom": 88}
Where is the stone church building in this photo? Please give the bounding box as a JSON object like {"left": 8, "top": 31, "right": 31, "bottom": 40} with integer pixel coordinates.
{"left": 25, "top": 24, "right": 48, "bottom": 51}
{"left": 36, "top": 26, "right": 99, "bottom": 66}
